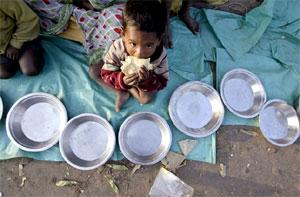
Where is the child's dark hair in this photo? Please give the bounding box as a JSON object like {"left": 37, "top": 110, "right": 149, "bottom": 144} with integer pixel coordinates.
{"left": 123, "top": 0, "right": 167, "bottom": 38}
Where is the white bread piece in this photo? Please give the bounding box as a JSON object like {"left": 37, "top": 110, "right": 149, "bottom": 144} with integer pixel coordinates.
{"left": 121, "top": 56, "right": 154, "bottom": 75}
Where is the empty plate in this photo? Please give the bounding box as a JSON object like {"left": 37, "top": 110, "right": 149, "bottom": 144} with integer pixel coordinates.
{"left": 0, "top": 95, "right": 3, "bottom": 120}
{"left": 6, "top": 92, "right": 67, "bottom": 152}
{"left": 119, "top": 112, "right": 172, "bottom": 165}
{"left": 259, "top": 99, "right": 300, "bottom": 147}
{"left": 220, "top": 68, "right": 266, "bottom": 118}
{"left": 169, "top": 81, "right": 224, "bottom": 138}
{"left": 60, "top": 113, "right": 115, "bottom": 170}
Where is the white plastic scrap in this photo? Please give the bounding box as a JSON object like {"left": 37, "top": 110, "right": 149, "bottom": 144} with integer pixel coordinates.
{"left": 149, "top": 167, "right": 194, "bottom": 197}
{"left": 178, "top": 139, "right": 198, "bottom": 156}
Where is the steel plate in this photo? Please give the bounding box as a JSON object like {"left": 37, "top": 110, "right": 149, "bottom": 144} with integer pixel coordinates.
{"left": 6, "top": 92, "right": 67, "bottom": 152}
{"left": 119, "top": 112, "right": 172, "bottom": 165}
{"left": 220, "top": 68, "right": 266, "bottom": 118}
{"left": 0, "top": 96, "right": 3, "bottom": 120}
{"left": 168, "top": 81, "right": 224, "bottom": 138}
{"left": 259, "top": 99, "right": 300, "bottom": 147}
{"left": 60, "top": 113, "right": 115, "bottom": 170}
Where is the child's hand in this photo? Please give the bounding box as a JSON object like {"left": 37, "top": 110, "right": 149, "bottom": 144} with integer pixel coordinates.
{"left": 6, "top": 45, "right": 19, "bottom": 60}
{"left": 138, "top": 66, "right": 150, "bottom": 81}
{"left": 123, "top": 73, "right": 139, "bottom": 86}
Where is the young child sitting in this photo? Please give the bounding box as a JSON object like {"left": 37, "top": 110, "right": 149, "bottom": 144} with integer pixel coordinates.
{"left": 90, "top": 0, "right": 169, "bottom": 112}
{"left": 0, "top": 0, "right": 43, "bottom": 79}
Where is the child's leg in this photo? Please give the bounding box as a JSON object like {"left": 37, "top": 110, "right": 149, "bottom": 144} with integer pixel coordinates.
{"left": 18, "top": 39, "right": 43, "bottom": 76}
{"left": 0, "top": 55, "right": 18, "bottom": 79}
{"left": 129, "top": 87, "right": 155, "bottom": 105}
{"left": 89, "top": 60, "right": 105, "bottom": 85}
{"left": 115, "top": 91, "right": 130, "bottom": 112}
{"left": 89, "top": 61, "right": 130, "bottom": 112}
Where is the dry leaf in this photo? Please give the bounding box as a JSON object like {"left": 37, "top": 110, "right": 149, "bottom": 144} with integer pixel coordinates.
{"left": 18, "top": 164, "right": 24, "bottom": 177}
{"left": 240, "top": 129, "right": 258, "bottom": 137}
{"left": 104, "top": 175, "right": 119, "bottom": 194}
{"left": 219, "top": 163, "right": 226, "bottom": 177}
{"left": 106, "top": 164, "right": 128, "bottom": 171}
{"left": 130, "top": 164, "right": 141, "bottom": 176}
{"left": 20, "top": 177, "right": 27, "bottom": 187}
{"left": 55, "top": 180, "right": 78, "bottom": 187}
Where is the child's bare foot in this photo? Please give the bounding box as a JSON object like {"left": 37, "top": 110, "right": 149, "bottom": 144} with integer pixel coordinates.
{"left": 115, "top": 91, "right": 130, "bottom": 112}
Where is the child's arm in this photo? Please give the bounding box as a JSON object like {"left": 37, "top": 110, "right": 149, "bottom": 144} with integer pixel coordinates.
{"left": 101, "top": 41, "right": 134, "bottom": 90}
{"left": 138, "top": 55, "right": 169, "bottom": 92}
{"left": 0, "top": 0, "right": 40, "bottom": 51}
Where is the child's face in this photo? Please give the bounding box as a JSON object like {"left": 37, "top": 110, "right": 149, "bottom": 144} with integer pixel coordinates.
{"left": 123, "top": 26, "right": 161, "bottom": 59}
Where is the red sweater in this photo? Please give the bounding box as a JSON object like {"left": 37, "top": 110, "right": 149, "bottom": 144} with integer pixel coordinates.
{"left": 100, "top": 38, "right": 169, "bottom": 92}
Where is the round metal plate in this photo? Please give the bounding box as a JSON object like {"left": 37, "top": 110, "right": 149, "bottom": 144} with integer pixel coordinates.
{"left": 60, "top": 113, "right": 115, "bottom": 170}
{"left": 296, "top": 96, "right": 300, "bottom": 117}
{"left": 220, "top": 68, "right": 266, "bottom": 118}
{"left": 119, "top": 112, "right": 172, "bottom": 165}
{"left": 168, "top": 81, "right": 224, "bottom": 138}
{"left": 259, "top": 99, "right": 300, "bottom": 147}
{"left": 0, "top": 95, "right": 3, "bottom": 120}
{"left": 6, "top": 92, "right": 67, "bottom": 152}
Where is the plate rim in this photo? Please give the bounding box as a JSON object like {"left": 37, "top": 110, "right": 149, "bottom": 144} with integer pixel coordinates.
{"left": 0, "top": 95, "right": 3, "bottom": 120}
{"left": 59, "top": 113, "right": 116, "bottom": 170}
{"left": 220, "top": 68, "right": 267, "bottom": 118}
{"left": 118, "top": 112, "right": 172, "bottom": 165}
{"left": 6, "top": 92, "right": 67, "bottom": 152}
{"left": 168, "top": 80, "right": 224, "bottom": 138}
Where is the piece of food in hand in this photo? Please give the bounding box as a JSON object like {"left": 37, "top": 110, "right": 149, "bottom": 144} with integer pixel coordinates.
{"left": 121, "top": 56, "right": 154, "bottom": 76}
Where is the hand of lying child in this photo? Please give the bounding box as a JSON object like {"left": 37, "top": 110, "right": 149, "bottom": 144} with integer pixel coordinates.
{"left": 138, "top": 66, "right": 150, "bottom": 81}
{"left": 6, "top": 45, "right": 19, "bottom": 60}
{"left": 123, "top": 73, "right": 139, "bottom": 86}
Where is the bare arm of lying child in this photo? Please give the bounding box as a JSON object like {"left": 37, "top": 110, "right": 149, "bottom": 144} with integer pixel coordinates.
{"left": 5, "top": 45, "right": 20, "bottom": 60}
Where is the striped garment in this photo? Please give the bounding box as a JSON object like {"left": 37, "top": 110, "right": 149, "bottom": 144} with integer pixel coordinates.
{"left": 101, "top": 38, "right": 169, "bottom": 92}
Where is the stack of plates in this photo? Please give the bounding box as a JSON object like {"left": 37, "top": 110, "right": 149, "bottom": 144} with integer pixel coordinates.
{"left": 119, "top": 112, "right": 171, "bottom": 165}
{"left": 168, "top": 81, "right": 224, "bottom": 138}
{"left": 6, "top": 93, "right": 67, "bottom": 152}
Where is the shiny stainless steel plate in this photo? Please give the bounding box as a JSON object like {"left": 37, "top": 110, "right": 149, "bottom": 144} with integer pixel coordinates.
{"left": 296, "top": 96, "right": 300, "bottom": 117}
{"left": 259, "top": 99, "right": 300, "bottom": 147}
{"left": 0, "top": 96, "right": 3, "bottom": 120}
{"left": 6, "top": 92, "right": 67, "bottom": 152}
{"left": 119, "top": 112, "right": 172, "bottom": 165}
{"left": 168, "top": 81, "right": 224, "bottom": 138}
{"left": 60, "top": 113, "right": 115, "bottom": 170}
{"left": 220, "top": 68, "right": 266, "bottom": 118}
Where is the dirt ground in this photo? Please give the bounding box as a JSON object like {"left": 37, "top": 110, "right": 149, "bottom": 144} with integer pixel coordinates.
{"left": 3, "top": 0, "right": 300, "bottom": 196}
{"left": 1, "top": 125, "right": 300, "bottom": 196}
